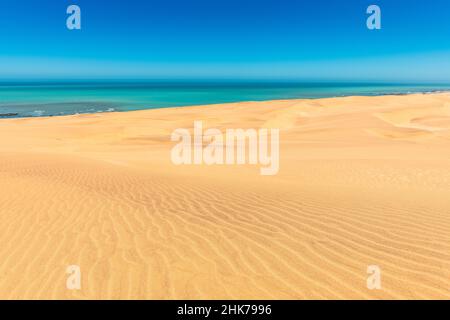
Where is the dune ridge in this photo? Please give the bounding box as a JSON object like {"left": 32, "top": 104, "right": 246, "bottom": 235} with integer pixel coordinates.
{"left": 0, "top": 93, "right": 450, "bottom": 299}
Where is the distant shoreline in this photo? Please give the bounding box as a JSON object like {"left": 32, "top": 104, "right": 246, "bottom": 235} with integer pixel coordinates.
{"left": 1, "top": 89, "right": 449, "bottom": 120}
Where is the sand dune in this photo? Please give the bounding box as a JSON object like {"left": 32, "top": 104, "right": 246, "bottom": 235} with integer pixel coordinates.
{"left": 0, "top": 93, "right": 450, "bottom": 299}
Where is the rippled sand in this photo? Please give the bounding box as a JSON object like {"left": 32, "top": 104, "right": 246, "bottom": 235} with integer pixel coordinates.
{"left": 0, "top": 93, "right": 449, "bottom": 299}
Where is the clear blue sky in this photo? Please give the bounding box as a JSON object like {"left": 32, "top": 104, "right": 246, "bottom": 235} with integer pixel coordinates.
{"left": 1, "top": 0, "right": 450, "bottom": 82}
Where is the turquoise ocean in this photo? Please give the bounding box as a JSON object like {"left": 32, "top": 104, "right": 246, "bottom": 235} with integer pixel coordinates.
{"left": 1, "top": 81, "right": 449, "bottom": 118}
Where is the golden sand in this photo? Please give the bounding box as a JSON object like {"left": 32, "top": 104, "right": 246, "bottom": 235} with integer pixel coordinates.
{"left": 0, "top": 93, "right": 449, "bottom": 299}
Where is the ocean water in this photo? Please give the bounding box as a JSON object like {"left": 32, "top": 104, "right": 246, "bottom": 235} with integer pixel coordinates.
{"left": 1, "top": 81, "right": 449, "bottom": 118}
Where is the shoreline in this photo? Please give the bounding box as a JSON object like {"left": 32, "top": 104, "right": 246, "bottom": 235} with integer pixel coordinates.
{"left": 1, "top": 90, "right": 449, "bottom": 120}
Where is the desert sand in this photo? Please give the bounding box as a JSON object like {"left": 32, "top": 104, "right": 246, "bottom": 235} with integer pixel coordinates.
{"left": 0, "top": 93, "right": 450, "bottom": 299}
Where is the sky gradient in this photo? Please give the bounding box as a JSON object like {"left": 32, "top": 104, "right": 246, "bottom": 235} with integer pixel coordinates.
{"left": 1, "top": 0, "right": 450, "bottom": 81}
